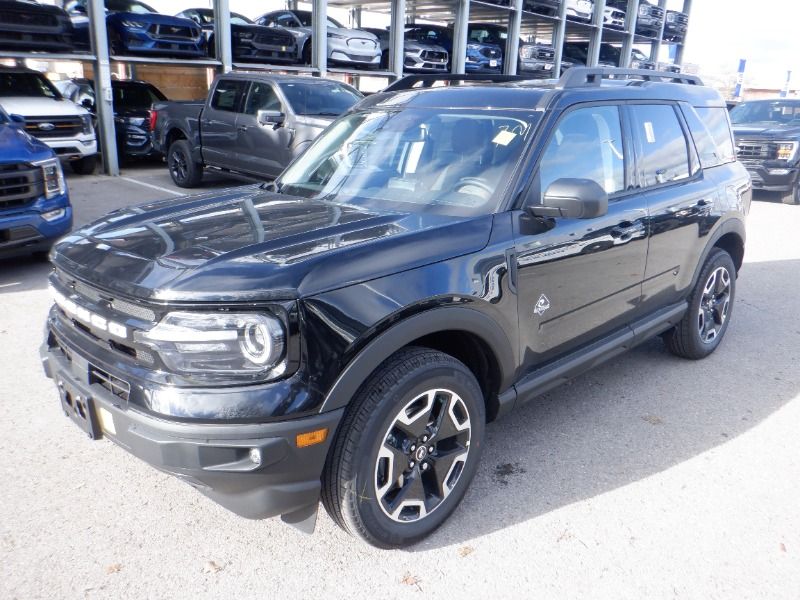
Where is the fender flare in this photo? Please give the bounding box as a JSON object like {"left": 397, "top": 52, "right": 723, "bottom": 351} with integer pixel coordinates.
{"left": 319, "top": 306, "right": 516, "bottom": 414}
{"left": 689, "top": 216, "right": 746, "bottom": 290}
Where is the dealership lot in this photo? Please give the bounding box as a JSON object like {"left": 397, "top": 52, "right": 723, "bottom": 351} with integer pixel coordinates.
{"left": 0, "top": 170, "right": 798, "bottom": 599}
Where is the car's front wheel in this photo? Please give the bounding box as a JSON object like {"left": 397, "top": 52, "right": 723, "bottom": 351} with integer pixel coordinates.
{"left": 70, "top": 155, "right": 97, "bottom": 175}
{"left": 322, "top": 347, "right": 485, "bottom": 548}
{"left": 780, "top": 183, "right": 800, "bottom": 205}
{"left": 167, "top": 140, "right": 202, "bottom": 188}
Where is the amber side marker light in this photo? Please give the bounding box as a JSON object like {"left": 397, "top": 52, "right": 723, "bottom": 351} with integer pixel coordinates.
{"left": 296, "top": 428, "right": 328, "bottom": 448}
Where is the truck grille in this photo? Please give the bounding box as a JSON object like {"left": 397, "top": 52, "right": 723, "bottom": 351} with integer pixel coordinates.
{"left": 149, "top": 24, "right": 196, "bottom": 40}
{"left": 346, "top": 38, "right": 377, "bottom": 50}
{"left": 0, "top": 163, "right": 43, "bottom": 209}
{"left": 89, "top": 365, "right": 131, "bottom": 402}
{"left": 24, "top": 116, "right": 83, "bottom": 140}
{"left": 255, "top": 30, "right": 293, "bottom": 46}
{"left": 0, "top": 10, "right": 57, "bottom": 28}
{"left": 649, "top": 6, "right": 665, "bottom": 19}
{"left": 736, "top": 140, "right": 775, "bottom": 160}
{"left": 670, "top": 12, "right": 688, "bottom": 26}
{"left": 535, "top": 47, "right": 554, "bottom": 60}
{"left": 421, "top": 50, "right": 447, "bottom": 62}
{"left": 480, "top": 47, "right": 502, "bottom": 59}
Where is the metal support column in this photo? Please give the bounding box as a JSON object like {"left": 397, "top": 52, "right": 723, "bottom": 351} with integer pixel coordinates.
{"left": 389, "top": 0, "right": 406, "bottom": 80}
{"left": 649, "top": 0, "right": 668, "bottom": 62}
{"left": 451, "top": 0, "right": 469, "bottom": 74}
{"left": 551, "top": 0, "right": 568, "bottom": 76}
{"left": 586, "top": 0, "right": 606, "bottom": 66}
{"left": 620, "top": 0, "right": 639, "bottom": 68}
{"left": 88, "top": 0, "right": 118, "bottom": 176}
{"left": 213, "top": 0, "right": 232, "bottom": 73}
{"left": 504, "top": 0, "right": 523, "bottom": 75}
{"left": 311, "top": 0, "right": 328, "bottom": 77}
{"left": 674, "top": 0, "right": 692, "bottom": 66}
{"left": 287, "top": 1, "right": 298, "bottom": 10}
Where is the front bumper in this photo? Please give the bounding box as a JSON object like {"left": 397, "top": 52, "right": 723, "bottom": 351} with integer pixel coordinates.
{"left": 636, "top": 16, "right": 663, "bottom": 36}
{"left": 42, "top": 135, "right": 97, "bottom": 160}
{"left": 739, "top": 162, "right": 799, "bottom": 192}
{"left": 519, "top": 58, "right": 555, "bottom": 75}
{"left": 0, "top": 193, "right": 71, "bottom": 258}
{"left": 465, "top": 58, "right": 503, "bottom": 73}
{"left": 233, "top": 39, "right": 296, "bottom": 63}
{"left": 40, "top": 339, "right": 344, "bottom": 524}
{"left": 118, "top": 122, "right": 158, "bottom": 158}
{"left": 404, "top": 51, "right": 448, "bottom": 72}
{"left": 118, "top": 28, "right": 206, "bottom": 57}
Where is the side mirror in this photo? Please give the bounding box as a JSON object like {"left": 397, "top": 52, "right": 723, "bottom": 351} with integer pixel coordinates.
{"left": 9, "top": 113, "right": 25, "bottom": 125}
{"left": 529, "top": 178, "right": 608, "bottom": 219}
{"left": 257, "top": 109, "right": 285, "bottom": 127}
{"left": 81, "top": 98, "right": 95, "bottom": 111}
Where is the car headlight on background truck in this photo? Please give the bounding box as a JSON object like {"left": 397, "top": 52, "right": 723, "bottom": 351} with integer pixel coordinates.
{"left": 775, "top": 141, "right": 798, "bottom": 161}
{"left": 80, "top": 115, "right": 93, "bottom": 135}
{"left": 135, "top": 312, "right": 286, "bottom": 382}
{"left": 33, "top": 158, "right": 66, "bottom": 199}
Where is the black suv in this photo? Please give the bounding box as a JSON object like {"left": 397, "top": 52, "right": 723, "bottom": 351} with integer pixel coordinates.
{"left": 42, "top": 68, "right": 751, "bottom": 548}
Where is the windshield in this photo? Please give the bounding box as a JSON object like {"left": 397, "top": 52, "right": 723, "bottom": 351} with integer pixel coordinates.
{"left": 406, "top": 27, "right": 449, "bottom": 45}
{"left": 294, "top": 10, "right": 343, "bottom": 28}
{"left": 730, "top": 101, "right": 800, "bottom": 125}
{"left": 277, "top": 108, "right": 538, "bottom": 217}
{"left": 0, "top": 72, "right": 61, "bottom": 98}
{"left": 106, "top": 0, "right": 155, "bottom": 14}
{"left": 278, "top": 82, "right": 361, "bottom": 117}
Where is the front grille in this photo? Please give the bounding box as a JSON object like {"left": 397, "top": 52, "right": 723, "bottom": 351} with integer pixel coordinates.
{"left": 736, "top": 140, "right": 775, "bottom": 160}
{"left": 535, "top": 47, "right": 554, "bottom": 60}
{"left": 254, "top": 30, "right": 292, "bottom": 46}
{"left": 24, "top": 116, "right": 83, "bottom": 140}
{"left": 149, "top": 24, "right": 195, "bottom": 40}
{"left": 421, "top": 50, "right": 447, "bottom": 61}
{"left": 0, "top": 10, "right": 57, "bottom": 28}
{"left": 673, "top": 13, "right": 688, "bottom": 25}
{"left": 480, "top": 47, "right": 501, "bottom": 59}
{"left": 346, "top": 38, "right": 376, "bottom": 50}
{"left": 89, "top": 365, "right": 131, "bottom": 402}
{"left": 111, "top": 298, "right": 156, "bottom": 322}
{"left": 0, "top": 163, "right": 43, "bottom": 209}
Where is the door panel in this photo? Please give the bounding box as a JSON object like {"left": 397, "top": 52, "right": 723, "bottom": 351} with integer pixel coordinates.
{"left": 201, "top": 79, "right": 247, "bottom": 169}
{"left": 235, "top": 81, "right": 293, "bottom": 178}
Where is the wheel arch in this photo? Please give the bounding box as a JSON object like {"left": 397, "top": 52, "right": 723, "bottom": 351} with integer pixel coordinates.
{"left": 319, "top": 306, "right": 516, "bottom": 422}
{"left": 690, "top": 217, "right": 746, "bottom": 290}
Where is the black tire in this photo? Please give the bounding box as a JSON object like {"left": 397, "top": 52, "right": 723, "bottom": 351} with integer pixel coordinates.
{"left": 663, "top": 248, "right": 736, "bottom": 359}
{"left": 70, "top": 155, "right": 97, "bottom": 175}
{"left": 780, "top": 184, "right": 799, "bottom": 205}
{"left": 322, "top": 347, "right": 485, "bottom": 548}
{"left": 107, "top": 28, "right": 122, "bottom": 56}
{"left": 167, "top": 139, "right": 202, "bottom": 188}
{"left": 302, "top": 41, "right": 312, "bottom": 65}
{"left": 380, "top": 49, "right": 389, "bottom": 70}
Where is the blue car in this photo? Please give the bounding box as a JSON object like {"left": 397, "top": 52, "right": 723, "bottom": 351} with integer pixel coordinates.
{"left": 67, "top": 0, "right": 206, "bottom": 58}
{"left": 403, "top": 24, "right": 503, "bottom": 73}
{"left": 0, "top": 106, "right": 72, "bottom": 259}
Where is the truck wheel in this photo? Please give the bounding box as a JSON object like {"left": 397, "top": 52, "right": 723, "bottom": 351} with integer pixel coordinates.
{"left": 167, "top": 140, "right": 202, "bottom": 188}
{"left": 302, "top": 41, "right": 312, "bottom": 65}
{"left": 663, "top": 248, "right": 736, "bottom": 359}
{"left": 322, "top": 347, "right": 485, "bottom": 548}
{"left": 780, "top": 184, "right": 799, "bottom": 205}
{"left": 70, "top": 155, "right": 97, "bottom": 175}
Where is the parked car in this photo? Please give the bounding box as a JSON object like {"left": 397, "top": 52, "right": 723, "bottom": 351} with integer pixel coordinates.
{"left": 523, "top": 0, "right": 561, "bottom": 17}
{"left": 731, "top": 99, "right": 800, "bottom": 204}
{"left": 603, "top": 3, "right": 626, "bottom": 29}
{"left": 566, "top": 0, "right": 594, "bottom": 22}
{"left": 562, "top": 43, "right": 655, "bottom": 70}
{"left": 0, "top": 105, "right": 71, "bottom": 259}
{"left": 663, "top": 9, "right": 689, "bottom": 42}
{"left": 67, "top": 0, "right": 206, "bottom": 58}
{"left": 0, "top": 66, "right": 97, "bottom": 175}
{"left": 659, "top": 62, "right": 682, "bottom": 74}
{"left": 57, "top": 78, "right": 166, "bottom": 161}
{"left": 518, "top": 42, "right": 556, "bottom": 77}
{"left": 176, "top": 8, "right": 295, "bottom": 64}
{"left": 0, "top": 0, "right": 74, "bottom": 52}
{"left": 466, "top": 23, "right": 510, "bottom": 73}
{"left": 635, "top": 0, "right": 665, "bottom": 38}
{"left": 256, "top": 10, "right": 380, "bottom": 68}
{"left": 403, "top": 24, "right": 503, "bottom": 73}
{"left": 152, "top": 73, "right": 363, "bottom": 186}
{"left": 43, "top": 68, "right": 749, "bottom": 548}
{"left": 363, "top": 27, "right": 449, "bottom": 72}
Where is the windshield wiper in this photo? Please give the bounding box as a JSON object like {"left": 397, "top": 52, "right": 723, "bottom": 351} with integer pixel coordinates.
{"left": 304, "top": 112, "right": 341, "bottom": 117}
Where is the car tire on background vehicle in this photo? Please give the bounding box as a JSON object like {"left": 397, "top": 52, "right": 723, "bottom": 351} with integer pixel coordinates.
{"left": 302, "top": 41, "right": 312, "bottom": 65}
{"left": 322, "top": 347, "right": 485, "bottom": 548}
{"left": 664, "top": 248, "right": 737, "bottom": 359}
{"left": 69, "top": 155, "right": 96, "bottom": 175}
{"left": 780, "top": 184, "right": 800, "bottom": 205}
{"left": 167, "top": 140, "right": 202, "bottom": 188}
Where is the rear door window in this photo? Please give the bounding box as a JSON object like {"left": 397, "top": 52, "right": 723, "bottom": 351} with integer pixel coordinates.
{"left": 629, "top": 104, "right": 690, "bottom": 187}
{"left": 210, "top": 79, "right": 247, "bottom": 113}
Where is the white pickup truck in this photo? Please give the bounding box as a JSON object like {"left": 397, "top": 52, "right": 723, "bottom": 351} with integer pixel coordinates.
{"left": 0, "top": 65, "right": 97, "bottom": 174}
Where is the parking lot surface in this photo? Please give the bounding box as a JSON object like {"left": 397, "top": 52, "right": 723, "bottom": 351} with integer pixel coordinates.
{"left": 1, "top": 168, "right": 798, "bottom": 599}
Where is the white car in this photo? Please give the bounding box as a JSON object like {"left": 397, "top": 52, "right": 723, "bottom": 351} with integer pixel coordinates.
{"left": 0, "top": 66, "right": 97, "bottom": 174}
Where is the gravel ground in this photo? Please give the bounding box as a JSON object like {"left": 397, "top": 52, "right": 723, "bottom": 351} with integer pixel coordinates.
{"left": 1, "top": 167, "right": 798, "bottom": 599}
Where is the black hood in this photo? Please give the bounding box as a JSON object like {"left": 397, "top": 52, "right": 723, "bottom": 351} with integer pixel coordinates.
{"left": 51, "top": 186, "right": 492, "bottom": 302}
{"left": 732, "top": 123, "right": 800, "bottom": 139}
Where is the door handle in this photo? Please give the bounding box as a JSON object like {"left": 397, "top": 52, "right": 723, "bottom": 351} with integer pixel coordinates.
{"left": 237, "top": 125, "right": 248, "bottom": 132}
{"left": 610, "top": 221, "right": 644, "bottom": 241}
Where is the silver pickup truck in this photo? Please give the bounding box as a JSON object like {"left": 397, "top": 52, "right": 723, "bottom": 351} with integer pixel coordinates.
{"left": 151, "top": 73, "right": 362, "bottom": 187}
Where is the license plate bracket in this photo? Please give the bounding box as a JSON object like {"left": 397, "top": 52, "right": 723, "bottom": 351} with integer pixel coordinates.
{"left": 58, "top": 380, "right": 102, "bottom": 440}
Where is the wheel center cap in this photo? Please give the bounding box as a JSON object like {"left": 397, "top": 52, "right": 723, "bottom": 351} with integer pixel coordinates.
{"left": 415, "top": 446, "right": 428, "bottom": 461}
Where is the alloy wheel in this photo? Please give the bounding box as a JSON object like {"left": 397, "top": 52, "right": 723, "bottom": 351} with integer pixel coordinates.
{"left": 170, "top": 150, "right": 188, "bottom": 183}
{"left": 698, "top": 266, "right": 731, "bottom": 343}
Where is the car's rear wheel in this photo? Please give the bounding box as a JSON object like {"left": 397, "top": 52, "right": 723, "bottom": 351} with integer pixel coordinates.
{"left": 70, "top": 155, "right": 97, "bottom": 175}
{"left": 322, "top": 347, "right": 485, "bottom": 548}
{"left": 302, "top": 41, "right": 312, "bottom": 65}
{"left": 780, "top": 184, "right": 799, "bottom": 205}
{"left": 663, "top": 248, "right": 736, "bottom": 359}
{"left": 167, "top": 139, "right": 202, "bottom": 188}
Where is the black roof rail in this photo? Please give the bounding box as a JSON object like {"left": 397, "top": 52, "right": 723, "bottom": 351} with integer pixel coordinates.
{"left": 557, "top": 67, "right": 704, "bottom": 88}
{"left": 384, "top": 73, "right": 527, "bottom": 92}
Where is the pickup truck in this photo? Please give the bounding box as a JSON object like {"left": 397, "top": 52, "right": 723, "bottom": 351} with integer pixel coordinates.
{"left": 151, "top": 73, "right": 362, "bottom": 187}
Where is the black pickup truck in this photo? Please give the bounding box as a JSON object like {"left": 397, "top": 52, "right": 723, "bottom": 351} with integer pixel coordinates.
{"left": 151, "top": 73, "right": 362, "bottom": 187}
{"left": 43, "top": 69, "right": 750, "bottom": 548}
{"left": 731, "top": 98, "right": 800, "bottom": 204}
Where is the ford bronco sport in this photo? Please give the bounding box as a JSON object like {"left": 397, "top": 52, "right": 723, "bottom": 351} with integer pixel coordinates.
{"left": 42, "top": 68, "right": 751, "bottom": 548}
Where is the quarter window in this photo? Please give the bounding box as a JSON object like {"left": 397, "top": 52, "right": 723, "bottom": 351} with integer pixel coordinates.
{"left": 681, "top": 105, "right": 721, "bottom": 169}
{"left": 696, "top": 107, "right": 736, "bottom": 164}
{"left": 630, "top": 104, "right": 690, "bottom": 187}
{"left": 539, "top": 105, "right": 626, "bottom": 197}
{"left": 210, "top": 79, "right": 247, "bottom": 112}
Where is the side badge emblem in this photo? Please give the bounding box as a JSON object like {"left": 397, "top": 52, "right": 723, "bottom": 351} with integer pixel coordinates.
{"left": 534, "top": 294, "right": 551, "bottom": 317}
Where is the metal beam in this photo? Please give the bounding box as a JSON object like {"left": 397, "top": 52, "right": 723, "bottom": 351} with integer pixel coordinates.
{"left": 674, "top": 0, "right": 692, "bottom": 65}
{"left": 620, "top": 0, "right": 639, "bottom": 68}
{"left": 586, "top": 0, "right": 607, "bottom": 66}
{"left": 451, "top": 0, "right": 469, "bottom": 74}
{"left": 504, "top": 0, "right": 523, "bottom": 75}
{"left": 311, "top": 0, "right": 328, "bottom": 77}
{"left": 551, "top": 0, "right": 568, "bottom": 76}
{"left": 389, "top": 0, "right": 406, "bottom": 80}
{"left": 649, "top": 0, "right": 668, "bottom": 62}
{"left": 213, "top": 0, "right": 232, "bottom": 73}
{"left": 88, "top": 0, "right": 118, "bottom": 176}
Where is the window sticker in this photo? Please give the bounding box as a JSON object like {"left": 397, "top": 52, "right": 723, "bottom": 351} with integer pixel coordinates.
{"left": 644, "top": 121, "right": 656, "bottom": 144}
{"left": 492, "top": 130, "right": 517, "bottom": 146}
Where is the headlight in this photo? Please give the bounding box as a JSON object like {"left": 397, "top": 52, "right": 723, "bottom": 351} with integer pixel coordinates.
{"left": 134, "top": 311, "right": 286, "bottom": 381}
{"left": 80, "top": 114, "right": 93, "bottom": 135}
{"left": 327, "top": 32, "right": 347, "bottom": 39}
{"left": 236, "top": 31, "right": 254, "bottom": 40}
{"left": 520, "top": 46, "right": 534, "bottom": 59}
{"left": 639, "top": 5, "right": 648, "bottom": 16}
{"left": 631, "top": 60, "right": 641, "bottom": 69}
{"left": 466, "top": 44, "right": 482, "bottom": 60}
{"left": 121, "top": 20, "right": 145, "bottom": 29}
{"left": 776, "top": 142, "right": 798, "bottom": 161}
{"left": 667, "top": 13, "right": 675, "bottom": 22}
{"left": 33, "top": 158, "right": 66, "bottom": 199}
